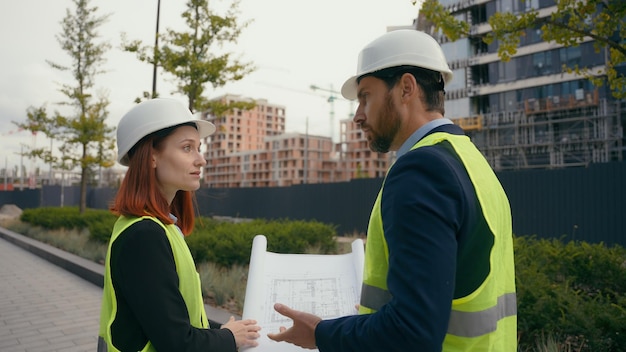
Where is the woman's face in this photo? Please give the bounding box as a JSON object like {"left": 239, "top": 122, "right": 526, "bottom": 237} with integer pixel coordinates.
{"left": 152, "top": 125, "right": 206, "bottom": 204}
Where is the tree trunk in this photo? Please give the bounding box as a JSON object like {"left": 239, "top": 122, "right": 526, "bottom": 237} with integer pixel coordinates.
{"left": 79, "top": 166, "right": 87, "bottom": 214}
{"left": 79, "top": 144, "right": 88, "bottom": 214}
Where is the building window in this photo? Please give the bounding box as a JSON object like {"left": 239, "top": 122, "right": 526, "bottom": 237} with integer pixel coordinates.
{"left": 525, "top": 0, "right": 539, "bottom": 11}
{"left": 471, "top": 3, "right": 488, "bottom": 25}
{"left": 560, "top": 46, "right": 581, "bottom": 68}
{"left": 498, "top": 60, "right": 516, "bottom": 82}
{"left": 532, "top": 51, "right": 553, "bottom": 75}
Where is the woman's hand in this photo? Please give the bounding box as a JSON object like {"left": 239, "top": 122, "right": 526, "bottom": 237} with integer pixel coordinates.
{"left": 221, "top": 316, "right": 261, "bottom": 348}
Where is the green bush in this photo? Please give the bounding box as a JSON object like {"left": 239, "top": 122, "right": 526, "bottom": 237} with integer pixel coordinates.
{"left": 20, "top": 207, "right": 117, "bottom": 243}
{"left": 87, "top": 216, "right": 118, "bottom": 243}
{"left": 19, "top": 209, "right": 337, "bottom": 259}
{"left": 21, "top": 207, "right": 84, "bottom": 229}
{"left": 515, "top": 236, "right": 626, "bottom": 351}
{"left": 187, "top": 218, "right": 338, "bottom": 267}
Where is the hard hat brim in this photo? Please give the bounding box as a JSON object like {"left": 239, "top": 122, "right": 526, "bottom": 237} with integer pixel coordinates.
{"left": 341, "top": 75, "right": 359, "bottom": 101}
{"left": 195, "top": 119, "right": 217, "bottom": 139}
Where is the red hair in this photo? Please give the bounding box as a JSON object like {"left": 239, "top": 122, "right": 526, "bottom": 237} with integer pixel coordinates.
{"left": 111, "top": 131, "right": 197, "bottom": 235}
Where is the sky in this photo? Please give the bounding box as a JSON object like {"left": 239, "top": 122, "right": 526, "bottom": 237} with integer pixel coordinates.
{"left": 0, "top": 0, "right": 418, "bottom": 173}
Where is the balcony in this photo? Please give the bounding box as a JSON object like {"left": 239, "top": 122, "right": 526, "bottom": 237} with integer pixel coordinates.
{"left": 524, "top": 89, "right": 599, "bottom": 115}
{"left": 452, "top": 115, "right": 483, "bottom": 131}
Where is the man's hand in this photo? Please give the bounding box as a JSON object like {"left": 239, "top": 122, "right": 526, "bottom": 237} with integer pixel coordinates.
{"left": 267, "top": 303, "right": 322, "bottom": 349}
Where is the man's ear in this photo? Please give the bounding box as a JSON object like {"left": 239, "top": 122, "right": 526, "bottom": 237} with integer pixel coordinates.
{"left": 400, "top": 73, "right": 418, "bottom": 101}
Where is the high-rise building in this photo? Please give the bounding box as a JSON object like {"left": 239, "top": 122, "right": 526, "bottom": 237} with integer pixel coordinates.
{"left": 265, "top": 132, "right": 337, "bottom": 187}
{"left": 204, "top": 131, "right": 336, "bottom": 188}
{"left": 202, "top": 94, "right": 345, "bottom": 187}
{"left": 417, "top": 0, "right": 623, "bottom": 170}
{"left": 336, "top": 117, "right": 395, "bottom": 180}
{"left": 202, "top": 94, "right": 285, "bottom": 187}
{"left": 201, "top": 93, "right": 394, "bottom": 187}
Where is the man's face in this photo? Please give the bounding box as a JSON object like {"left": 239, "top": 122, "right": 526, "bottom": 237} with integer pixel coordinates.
{"left": 353, "top": 76, "right": 402, "bottom": 153}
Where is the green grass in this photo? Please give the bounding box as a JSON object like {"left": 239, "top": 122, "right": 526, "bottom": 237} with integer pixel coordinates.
{"left": 198, "top": 262, "right": 248, "bottom": 314}
{"left": 5, "top": 219, "right": 108, "bottom": 264}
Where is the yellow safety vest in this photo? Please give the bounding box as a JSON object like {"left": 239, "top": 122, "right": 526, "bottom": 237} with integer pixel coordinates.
{"left": 98, "top": 216, "right": 208, "bottom": 352}
{"left": 359, "top": 132, "right": 517, "bottom": 351}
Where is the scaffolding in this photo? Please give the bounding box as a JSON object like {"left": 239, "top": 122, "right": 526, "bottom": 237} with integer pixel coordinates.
{"left": 452, "top": 93, "right": 624, "bottom": 171}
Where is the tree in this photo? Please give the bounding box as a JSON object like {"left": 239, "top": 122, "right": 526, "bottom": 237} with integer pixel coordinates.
{"left": 15, "top": 0, "right": 115, "bottom": 213}
{"left": 417, "top": 0, "right": 626, "bottom": 99}
{"left": 123, "top": 0, "right": 255, "bottom": 114}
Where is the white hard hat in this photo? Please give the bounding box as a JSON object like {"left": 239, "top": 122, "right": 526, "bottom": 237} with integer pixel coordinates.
{"left": 116, "top": 98, "right": 216, "bottom": 166}
{"left": 341, "top": 29, "right": 453, "bottom": 100}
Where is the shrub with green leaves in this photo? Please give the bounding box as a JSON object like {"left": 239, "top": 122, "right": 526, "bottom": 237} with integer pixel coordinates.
{"left": 87, "top": 216, "right": 118, "bottom": 243}
{"left": 187, "top": 218, "right": 338, "bottom": 267}
{"left": 20, "top": 207, "right": 117, "bottom": 243}
{"left": 515, "top": 236, "right": 626, "bottom": 351}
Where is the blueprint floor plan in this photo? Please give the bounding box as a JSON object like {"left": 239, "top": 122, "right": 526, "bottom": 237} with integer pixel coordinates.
{"left": 242, "top": 235, "right": 364, "bottom": 352}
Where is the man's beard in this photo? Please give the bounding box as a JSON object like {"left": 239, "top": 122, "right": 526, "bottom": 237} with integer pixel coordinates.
{"left": 369, "top": 93, "right": 401, "bottom": 153}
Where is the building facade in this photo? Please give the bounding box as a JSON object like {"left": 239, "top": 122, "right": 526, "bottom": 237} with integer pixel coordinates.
{"left": 203, "top": 94, "right": 285, "bottom": 187}
{"left": 205, "top": 132, "right": 337, "bottom": 188}
{"left": 418, "top": 0, "right": 624, "bottom": 170}
{"left": 337, "top": 117, "right": 395, "bottom": 180}
{"left": 202, "top": 94, "right": 393, "bottom": 188}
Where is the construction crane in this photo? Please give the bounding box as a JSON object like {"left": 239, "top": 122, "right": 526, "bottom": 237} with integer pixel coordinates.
{"left": 310, "top": 84, "right": 344, "bottom": 143}
{"left": 257, "top": 81, "right": 353, "bottom": 141}
{"left": 1, "top": 128, "right": 37, "bottom": 190}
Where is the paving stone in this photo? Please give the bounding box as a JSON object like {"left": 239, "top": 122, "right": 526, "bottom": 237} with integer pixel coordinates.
{"left": 0, "top": 237, "right": 102, "bottom": 352}
{"left": 0, "top": 225, "right": 235, "bottom": 351}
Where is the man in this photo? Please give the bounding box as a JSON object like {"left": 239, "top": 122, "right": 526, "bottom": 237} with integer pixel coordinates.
{"left": 267, "top": 29, "right": 517, "bottom": 351}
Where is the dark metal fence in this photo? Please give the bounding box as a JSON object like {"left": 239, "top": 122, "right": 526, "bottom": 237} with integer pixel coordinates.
{"left": 196, "top": 178, "right": 381, "bottom": 236}
{"left": 498, "top": 162, "right": 625, "bottom": 246}
{"left": 1, "top": 162, "right": 624, "bottom": 247}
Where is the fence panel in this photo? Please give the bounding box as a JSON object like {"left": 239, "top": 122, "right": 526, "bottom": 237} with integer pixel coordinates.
{"left": 3, "top": 162, "right": 624, "bottom": 247}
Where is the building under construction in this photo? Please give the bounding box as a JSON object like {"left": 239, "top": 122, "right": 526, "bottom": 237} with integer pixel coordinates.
{"left": 418, "top": 0, "right": 624, "bottom": 171}
{"left": 202, "top": 94, "right": 392, "bottom": 187}
{"left": 202, "top": 2, "right": 626, "bottom": 187}
{"left": 455, "top": 91, "right": 623, "bottom": 171}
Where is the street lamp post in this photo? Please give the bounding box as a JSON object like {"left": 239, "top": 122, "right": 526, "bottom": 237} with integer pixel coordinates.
{"left": 152, "top": 0, "right": 161, "bottom": 98}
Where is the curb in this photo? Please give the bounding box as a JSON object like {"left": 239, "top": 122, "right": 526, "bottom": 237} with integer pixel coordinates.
{"left": 0, "top": 225, "right": 237, "bottom": 327}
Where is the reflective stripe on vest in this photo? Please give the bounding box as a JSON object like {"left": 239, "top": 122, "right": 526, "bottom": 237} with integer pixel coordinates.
{"left": 360, "top": 282, "right": 392, "bottom": 312}
{"left": 448, "top": 292, "right": 517, "bottom": 338}
{"left": 361, "top": 285, "right": 517, "bottom": 338}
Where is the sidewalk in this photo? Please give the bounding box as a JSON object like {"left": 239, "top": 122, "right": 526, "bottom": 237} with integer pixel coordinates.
{"left": 0, "top": 226, "right": 236, "bottom": 351}
{"left": 0, "top": 233, "right": 102, "bottom": 352}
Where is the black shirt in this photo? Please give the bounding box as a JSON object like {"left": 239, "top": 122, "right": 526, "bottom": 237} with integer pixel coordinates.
{"left": 109, "top": 219, "right": 236, "bottom": 351}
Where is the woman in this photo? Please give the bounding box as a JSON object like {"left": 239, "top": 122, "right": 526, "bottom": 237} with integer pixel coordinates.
{"left": 98, "top": 98, "right": 260, "bottom": 352}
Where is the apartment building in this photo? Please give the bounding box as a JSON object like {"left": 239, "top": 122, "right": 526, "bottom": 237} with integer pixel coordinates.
{"left": 201, "top": 92, "right": 395, "bottom": 187}
{"left": 336, "top": 117, "right": 394, "bottom": 181}
{"left": 210, "top": 132, "right": 337, "bottom": 188}
{"left": 418, "top": 0, "right": 623, "bottom": 170}
{"left": 202, "top": 94, "right": 284, "bottom": 187}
